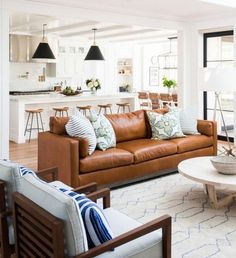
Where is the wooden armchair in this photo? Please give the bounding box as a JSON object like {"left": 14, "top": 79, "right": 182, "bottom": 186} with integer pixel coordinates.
{"left": 0, "top": 160, "right": 99, "bottom": 258}
{"left": 13, "top": 178, "right": 172, "bottom": 258}
{"left": 0, "top": 163, "right": 62, "bottom": 258}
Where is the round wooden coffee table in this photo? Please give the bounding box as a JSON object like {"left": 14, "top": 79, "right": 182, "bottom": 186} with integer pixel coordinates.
{"left": 178, "top": 156, "right": 236, "bottom": 209}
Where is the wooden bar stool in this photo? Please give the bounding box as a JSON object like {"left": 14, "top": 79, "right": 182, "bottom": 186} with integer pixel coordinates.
{"left": 77, "top": 105, "right": 92, "bottom": 116}
{"left": 53, "top": 107, "right": 69, "bottom": 117}
{"left": 116, "top": 103, "right": 131, "bottom": 113}
{"left": 98, "top": 104, "right": 112, "bottom": 114}
{"left": 24, "top": 109, "right": 44, "bottom": 142}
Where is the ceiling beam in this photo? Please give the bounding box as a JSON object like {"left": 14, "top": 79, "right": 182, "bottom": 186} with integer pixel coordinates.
{"left": 91, "top": 28, "right": 156, "bottom": 40}
{"left": 109, "top": 31, "right": 176, "bottom": 42}
{"left": 10, "top": 16, "right": 54, "bottom": 32}
{"left": 31, "top": 20, "right": 99, "bottom": 35}
{"left": 61, "top": 24, "right": 130, "bottom": 38}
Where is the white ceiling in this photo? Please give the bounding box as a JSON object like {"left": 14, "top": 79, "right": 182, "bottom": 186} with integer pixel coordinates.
{"left": 10, "top": 13, "right": 177, "bottom": 43}
{"left": 23, "top": 0, "right": 236, "bottom": 22}
{"left": 10, "top": 0, "right": 236, "bottom": 43}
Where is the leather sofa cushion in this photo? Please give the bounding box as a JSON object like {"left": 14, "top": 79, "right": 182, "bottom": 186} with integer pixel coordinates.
{"left": 50, "top": 117, "right": 69, "bottom": 135}
{"left": 106, "top": 110, "right": 147, "bottom": 143}
{"left": 117, "top": 139, "right": 177, "bottom": 164}
{"left": 169, "top": 135, "right": 213, "bottom": 153}
{"left": 80, "top": 148, "right": 134, "bottom": 173}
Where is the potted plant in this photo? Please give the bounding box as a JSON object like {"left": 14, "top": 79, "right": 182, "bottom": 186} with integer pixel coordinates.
{"left": 162, "top": 76, "right": 177, "bottom": 92}
{"left": 86, "top": 78, "right": 101, "bottom": 94}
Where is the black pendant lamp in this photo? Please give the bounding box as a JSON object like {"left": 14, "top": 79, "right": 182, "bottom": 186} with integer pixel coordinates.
{"left": 32, "top": 24, "right": 55, "bottom": 60}
{"left": 85, "top": 28, "right": 105, "bottom": 61}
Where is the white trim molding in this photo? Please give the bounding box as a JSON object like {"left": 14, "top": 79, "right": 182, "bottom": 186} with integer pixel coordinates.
{"left": 0, "top": 0, "right": 9, "bottom": 159}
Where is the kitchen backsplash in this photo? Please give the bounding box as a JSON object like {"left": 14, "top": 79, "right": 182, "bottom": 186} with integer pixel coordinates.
{"left": 10, "top": 62, "right": 72, "bottom": 91}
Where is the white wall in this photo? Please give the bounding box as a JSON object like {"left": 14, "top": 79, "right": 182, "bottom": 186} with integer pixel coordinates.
{"left": 0, "top": 0, "right": 9, "bottom": 159}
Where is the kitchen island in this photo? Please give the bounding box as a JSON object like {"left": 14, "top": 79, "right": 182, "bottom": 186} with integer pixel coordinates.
{"left": 10, "top": 92, "right": 138, "bottom": 143}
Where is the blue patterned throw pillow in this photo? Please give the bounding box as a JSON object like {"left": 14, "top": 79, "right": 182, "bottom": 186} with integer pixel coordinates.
{"left": 58, "top": 188, "right": 113, "bottom": 249}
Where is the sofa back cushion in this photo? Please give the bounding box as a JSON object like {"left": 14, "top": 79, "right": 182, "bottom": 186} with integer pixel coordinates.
{"left": 106, "top": 110, "right": 147, "bottom": 143}
{"left": 50, "top": 116, "right": 69, "bottom": 135}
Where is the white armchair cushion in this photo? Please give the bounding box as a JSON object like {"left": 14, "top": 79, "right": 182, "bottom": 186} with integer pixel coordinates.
{"left": 17, "top": 173, "right": 88, "bottom": 256}
{"left": 0, "top": 160, "right": 23, "bottom": 209}
{"left": 97, "top": 208, "right": 163, "bottom": 258}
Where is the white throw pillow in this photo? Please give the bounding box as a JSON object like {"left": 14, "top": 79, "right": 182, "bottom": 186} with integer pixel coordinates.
{"left": 168, "top": 105, "right": 199, "bottom": 135}
{"left": 147, "top": 110, "right": 185, "bottom": 140}
{"left": 89, "top": 112, "right": 116, "bottom": 151}
{"left": 66, "top": 112, "right": 97, "bottom": 155}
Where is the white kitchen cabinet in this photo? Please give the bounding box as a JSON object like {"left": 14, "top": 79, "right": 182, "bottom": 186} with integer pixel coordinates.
{"left": 47, "top": 45, "right": 85, "bottom": 78}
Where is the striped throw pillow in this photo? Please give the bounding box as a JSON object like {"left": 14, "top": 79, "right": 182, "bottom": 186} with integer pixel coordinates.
{"left": 58, "top": 188, "right": 113, "bottom": 249}
{"left": 66, "top": 112, "right": 97, "bottom": 155}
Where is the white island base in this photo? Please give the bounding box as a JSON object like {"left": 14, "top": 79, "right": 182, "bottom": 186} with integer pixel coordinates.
{"left": 10, "top": 92, "right": 137, "bottom": 143}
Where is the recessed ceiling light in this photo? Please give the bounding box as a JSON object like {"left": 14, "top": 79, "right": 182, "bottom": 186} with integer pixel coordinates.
{"left": 200, "top": 0, "right": 236, "bottom": 8}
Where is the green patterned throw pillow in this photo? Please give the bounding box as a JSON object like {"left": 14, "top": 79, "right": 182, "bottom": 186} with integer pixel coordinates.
{"left": 147, "top": 110, "right": 185, "bottom": 140}
{"left": 89, "top": 113, "right": 116, "bottom": 150}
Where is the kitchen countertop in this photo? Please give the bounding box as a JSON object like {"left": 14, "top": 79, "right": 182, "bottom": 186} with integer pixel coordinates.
{"left": 10, "top": 92, "right": 137, "bottom": 104}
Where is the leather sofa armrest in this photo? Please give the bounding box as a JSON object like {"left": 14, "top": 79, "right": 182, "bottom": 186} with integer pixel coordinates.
{"left": 38, "top": 132, "right": 79, "bottom": 187}
{"left": 197, "top": 120, "right": 217, "bottom": 155}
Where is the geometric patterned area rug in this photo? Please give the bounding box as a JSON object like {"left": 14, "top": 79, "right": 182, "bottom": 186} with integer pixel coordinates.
{"left": 111, "top": 173, "right": 236, "bottom": 258}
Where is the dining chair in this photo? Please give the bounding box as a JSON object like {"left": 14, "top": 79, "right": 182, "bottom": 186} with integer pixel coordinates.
{"left": 159, "top": 93, "right": 172, "bottom": 107}
{"left": 138, "top": 91, "right": 151, "bottom": 109}
{"left": 149, "top": 92, "right": 161, "bottom": 109}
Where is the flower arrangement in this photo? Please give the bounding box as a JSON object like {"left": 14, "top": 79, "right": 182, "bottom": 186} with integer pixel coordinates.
{"left": 86, "top": 78, "right": 101, "bottom": 91}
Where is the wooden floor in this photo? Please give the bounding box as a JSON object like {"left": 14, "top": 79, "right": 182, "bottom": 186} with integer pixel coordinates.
{"left": 10, "top": 140, "right": 38, "bottom": 170}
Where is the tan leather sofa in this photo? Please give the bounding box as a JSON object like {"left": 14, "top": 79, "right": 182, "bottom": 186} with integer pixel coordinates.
{"left": 38, "top": 109, "right": 217, "bottom": 188}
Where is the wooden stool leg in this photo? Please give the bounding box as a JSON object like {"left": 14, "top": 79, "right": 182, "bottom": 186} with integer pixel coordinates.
{"left": 122, "top": 106, "right": 125, "bottom": 113}
{"left": 29, "top": 113, "right": 34, "bottom": 142}
{"left": 24, "top": 112, "right": 31, "bottom": 136}
{"left": 55, "top": 110, "right": 57, "bottom": 116}
{"left": 66, "top": 110, "right": 69, "bottom": 117}
{"left": 109, "top": 107, "right": 112, "bottom": 114}
{"left": 36, "top": 113, "right": 40, "bottom": 133}
{"left": 99, "top": 107, "right": 102, "bottom": 115}
{"left": 117, "top": 106, "right": 120, "bottom": 113}
{"left": 128, "top": 105, "right": 131, "bottom": 112}
{"left": 39, "top": 113, "right": 44, "bottom": 132}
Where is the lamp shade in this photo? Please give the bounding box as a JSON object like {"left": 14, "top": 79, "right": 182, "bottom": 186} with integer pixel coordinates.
{"left": 32, "top": 42, "right": 55, "bottom": 59}
{"left": 198, "top": 67, "right": 236, "bottom": 92}
{"left": 84, "top": 45, "right": 105, "bottom": 61}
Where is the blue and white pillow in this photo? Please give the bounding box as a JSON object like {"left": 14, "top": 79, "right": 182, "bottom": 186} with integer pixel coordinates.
{"left": 66, "top": 111, "right": 97, "bottom": 155}
{"left": 58, "top": 188, "right": 113, "bottom": 249}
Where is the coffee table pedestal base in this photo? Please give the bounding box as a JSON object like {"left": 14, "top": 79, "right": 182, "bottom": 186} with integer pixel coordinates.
{"left": 205, "top": 184, "right": 236, "bottom": 209}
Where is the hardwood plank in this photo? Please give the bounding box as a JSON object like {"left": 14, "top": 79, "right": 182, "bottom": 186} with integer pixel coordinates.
{"left": 9, "top": 140, "right": 37, "bottom": 171}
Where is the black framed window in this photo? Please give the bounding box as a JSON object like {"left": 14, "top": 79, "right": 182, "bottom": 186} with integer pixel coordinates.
{"left": 203, "top": 30, "right": 234, "bottom": 142}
